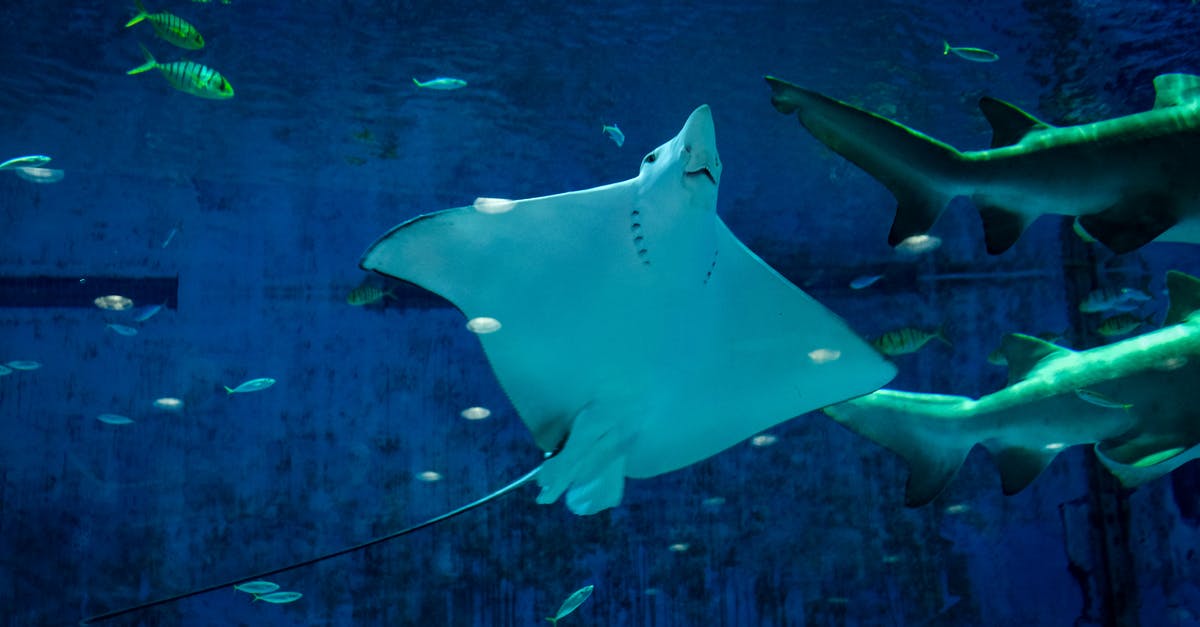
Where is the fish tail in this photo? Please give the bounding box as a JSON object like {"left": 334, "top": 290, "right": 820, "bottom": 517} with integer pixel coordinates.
{"left": 126, "top": 43, "right": 157, "bottom": 75}
{"left": 763, "top": 76, "right": 966, "bottom": 250}
{"left": 545, "top": 619, "right": 557, "bottom": 625}
{"left": 934, "top": 323, "right": 952, "bottom": 346}
{"left": 412, "top": 77, "right": 422, "bottom": 87}
{"left": 943, "top": 40, "right": 950, "bottom": 55}
{"left": 223, "top": 386, "right": 235, "bottom": 394}
{"left": 125, "top": 0, "right": 149, "bottom": 27}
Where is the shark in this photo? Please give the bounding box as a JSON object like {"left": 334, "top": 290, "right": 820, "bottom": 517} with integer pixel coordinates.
{"left": 82, "top": 106, "right": 895, "bottom": 623}
{"left": 765, "top": 74, "right": 1200, "bottom": 255}
{"left": 824, "top": 270, "right": 1200, "bottom": 506}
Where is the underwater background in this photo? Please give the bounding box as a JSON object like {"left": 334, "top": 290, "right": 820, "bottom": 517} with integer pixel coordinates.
{"left": 2, "top": 0, "right": 1200, "bottom": 625}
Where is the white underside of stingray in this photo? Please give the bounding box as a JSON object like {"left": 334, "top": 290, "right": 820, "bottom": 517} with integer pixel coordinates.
{"left": 361, "top": 105, "right": 895, "bottom": 514}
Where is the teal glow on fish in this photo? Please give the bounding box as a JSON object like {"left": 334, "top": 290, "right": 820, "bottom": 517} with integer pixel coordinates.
{"left": 0, "top": 155, "right": 51, "bottom": 171}
{"left": 942, "top": 40, "right": 999, "bottom": 63}
{"left": 547, "top": 585, "right": 593, "bottom": 625}
{"left": 412, "top": 77, "right": 467, "bottom": 90}
{"left": 127, "top": 45, "right": 233, "bottom": 99}
{"left": 234, "top": 581, "right": 280, "bottom": 595}
{"left": 254, "top": 591, "right": 302, "bottom": 604}
{"left": 106, "top": 323, "right": 139, "bottom": 337}
{"left": 224, "top": 377, "right": 276, "bottom": 394}
{"left": 602, "top": 124, "right": 625, "bottom": 147}
{"left": 97, "top": 413, "right": 135, "bottom": 425}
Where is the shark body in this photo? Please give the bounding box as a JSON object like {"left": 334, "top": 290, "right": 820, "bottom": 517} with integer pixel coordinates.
{"left": 766, "top": 74, "right": 1200, "bottom": 254}
{"left": 825, "top": 271, "right": 1200, "bottom": 506}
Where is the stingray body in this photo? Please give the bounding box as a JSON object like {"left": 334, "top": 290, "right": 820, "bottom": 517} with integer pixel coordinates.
{"left": 765, "top": 74, "right": 1200, "bottom": 254}
{"left": 824, "top": 271, "right": 1200, "bottom": 506}
{"left": 361, "top": 105, "right": 895, "bottom": 514}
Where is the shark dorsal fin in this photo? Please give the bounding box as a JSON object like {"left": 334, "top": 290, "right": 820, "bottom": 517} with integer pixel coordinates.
{"left": 1002, "top": 333, "right": 1071, "bottom": 384}
{"left": 1165, "top": 270, "right": 1200, "bottom": 326}
{"left": 1152, "top": 74, "right": 1200, "bottom": 109}
{"left": 978, "top": 97, "right": 1052, "bottom": 148}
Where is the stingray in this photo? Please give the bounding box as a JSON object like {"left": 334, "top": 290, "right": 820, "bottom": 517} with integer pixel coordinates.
{"left": 82, "top": 105, "right": 894, "bottom": 623}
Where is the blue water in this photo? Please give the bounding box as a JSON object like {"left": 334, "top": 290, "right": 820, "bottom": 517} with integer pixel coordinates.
{"left": 3, "top": 1, "right": 1200, "bottom": 625}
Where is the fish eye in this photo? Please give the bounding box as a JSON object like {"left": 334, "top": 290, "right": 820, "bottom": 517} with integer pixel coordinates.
{"left": 644, "top": 152, "right": 657, "bottom": 164}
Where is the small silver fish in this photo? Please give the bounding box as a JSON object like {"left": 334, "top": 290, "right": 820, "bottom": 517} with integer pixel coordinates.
{"left": 132, "top": 303, "right": 165, "bottom": 322}
{"left": 412, "top": 77, "right": 466, "bottom": 90}
{"left": 97, "top": 413, "right": 135, "bottom": 425}
{"left": 602, "top": 124, "right": 625, "bottom": 147}
{"left": 0, "top": 155, "right": 51, "bottom": 170}
{"left": 6, "top": 360, "right": 41, "bottom": 370}
{"left": 849, "top": 274, "right": 883, "bottom": 289}
{"left": 13, "top": 167, "right": 64, "bottom": 183}
{"left": 224, "top": 377, "right": 276, "bottom": 394}
{"left": 943, "top": 41, "right": 999, "bottom": 63}
{"left": 894, "top": 234, "right": 941, "bottom": 255}
{"left": 1074, "top": 389, "right": 1132, "bottom": 410}
{"left": 235, "top": 581, "right": 280, "bottom": 595}
{"left": 254, "top": 591, "right": 302, "bottom": 604}
{"left": 106, "top": 323, "right": 139, "bottom": 336}
{"left": 547, "top": 585, "right": 593, "bottom": 625}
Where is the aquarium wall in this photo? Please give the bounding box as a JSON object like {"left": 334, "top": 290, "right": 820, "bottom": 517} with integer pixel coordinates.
{"left": 1, "top": 1, "right": 1199, "bottom": 625}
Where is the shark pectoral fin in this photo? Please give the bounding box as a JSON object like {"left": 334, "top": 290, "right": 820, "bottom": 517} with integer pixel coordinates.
{"left": 904, "top": 449, "right": 973, "bottom": 507}
{"left": 977, "top": 204, "right": 1035, "bottom": 254}
{"left": 988, "top": 446, "right": 1056, "bottom": 495}
{"left": 1076, "top": 195, "right": 1178, "bottom": 254}
{"left": 977, "top": 97, "right": 1052, "bottom": 148}
{"left": 1164, "top": 270, "right": 1200, "bottom": 326}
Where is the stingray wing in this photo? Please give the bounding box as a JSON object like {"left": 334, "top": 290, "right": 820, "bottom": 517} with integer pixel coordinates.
{"left": 360, "top": 182, "right": 648, "bottom": 452}
{"left": 620, "top": 220, "right": 897, "bottom": 477}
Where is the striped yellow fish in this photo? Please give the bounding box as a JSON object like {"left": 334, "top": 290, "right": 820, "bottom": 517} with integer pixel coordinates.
{"left": 346, "top": 284, "right": 396, "bottom": 306}
{"left": 127, "top": 45, "right": 233, "bottom": 99}
{"left": 871, "top": 325, "right": 951, "bottom": 356}
{"left": 125, "top": 0, "right": 205, "bottom": 50}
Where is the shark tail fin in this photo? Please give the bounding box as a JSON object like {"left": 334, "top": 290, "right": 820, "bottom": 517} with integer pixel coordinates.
{"left": 763, "top": 76, "right": 965, "bottom": 247}
{"left": 824, "top": 390, "right": 976, "bottom": 507}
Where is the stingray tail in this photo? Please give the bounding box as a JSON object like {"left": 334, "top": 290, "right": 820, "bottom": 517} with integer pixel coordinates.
{"left": 764, "top": 76, "right": 969, "bottom": 249}
{"left": 824, "top": 390, "right": 979, "bottom": 506}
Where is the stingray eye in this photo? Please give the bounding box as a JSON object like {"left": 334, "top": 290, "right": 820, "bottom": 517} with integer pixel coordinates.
{"left": 643, "top": 152, "right": 657, "bottom": 164}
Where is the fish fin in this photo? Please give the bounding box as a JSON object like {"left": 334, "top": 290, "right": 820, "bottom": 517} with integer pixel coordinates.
{"left": 1165, "top": 270, "right": 1200, "bottom": 326}
{"left": 933, "top": 323, "right": 952, "bottom": 347}
{"left": 126, "top": 43, "right": 157, "bottom": 75}
{"left": 411, "top": 78, "right": 422, "bottom": 87}
{"left": 1152, "top": 73, "right": 1200, "bottom": 109}
{"left": 943, "top": 40, "right": 950, "bottom": 55}
{"left": 977, "top": 203, "right": 1035, "bottom": 254}
{"left": 1076, "top": 194, "right": 1178, "bottom": 254}
{"left": 125, "top": 0, "right": 149, "bottom": 27}
{"left": 977, "top": 97, "right": 1052, "bottom": 148}
{"left": 986, "top": 446, "right": 1056, "bottom": 495}
{"left": 223, "top": 386, "right": 235, "bottom": 394}
{"left": 763, "top": 76, "right": 961, "bottom": 246}
{"left": 824, "top": 390, "right": 975, "bottom": 507}
{"left": 1002, "top": 333, "right": 1072, "bottom": 385}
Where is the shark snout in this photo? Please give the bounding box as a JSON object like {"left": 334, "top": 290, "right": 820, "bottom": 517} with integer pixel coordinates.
{"left": 681, "top": 105, "right": 722, "bottom": 184}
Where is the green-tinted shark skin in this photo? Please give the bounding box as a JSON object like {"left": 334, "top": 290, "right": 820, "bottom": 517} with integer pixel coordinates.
{"left": 824, "top": 271, "right": 1200, "bottom": 506}
{"left": 766, "top": 74, "right": 1200, "bottom": 254}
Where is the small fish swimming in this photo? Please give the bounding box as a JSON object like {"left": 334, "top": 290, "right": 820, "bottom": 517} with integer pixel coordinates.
{"left": 132, "top": 303, "right": 165, "bottom": 322}
{"left": 254, "top": 591, "right": 302, "bottom": 604}
{"left": 942, "top": 40, "right": 999, "bottom": 63}
{"left": 1079, "top": 286, "right": 1151, "bottom": 313}
{"left": 871, "top": 326, "right": 950, "bottom": 356}
{"left": 346, "top": 284, "right": 395, "bottom": 306}
{"left": 849, "top": 274, "right": 884, "bottom": 290}
{"left": 6, "top": 360, "right": 41, "bottom": 371}
{"left": 13, "top": 167, "right": 64, "bottom": 183}
{"left": 894, "top": 234, "right": 942, "bottom": 255}
{"left": 1074, "top": 389, "right": 1132, "bottom": 410}
{"left": 0, "top": 155, "right": 51, "bottom": 170}
{"left": 412, "top": 77, "right": 467, "bottom": 90}
{"left": 234, "top": 581, "right": 280, "bottom": 595}
{"left": 1097, "top": 313, "right": 1150, "bottom": 337}
{"left": 602, "top": 124, "right": 625, "bottom": 147}
{"left": 224, "top": 377, "right": 276, "bottom": 394}
{"left": 106, "top": 323, "right": 139, "bottom": 337}
{"left": 97, "top": 413, "right": 135, "bottom": 425}
{"left": 125, "top": 0, "right": 205, "bottom": 49}
{"left": 161, "top": 226, "right": 179, "bottom": 249}
{"left": 127, "top": 45, "right": 234, "bottom": 99}
{"left": 547, "top": 585, "right": 593, "bottom": 625}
